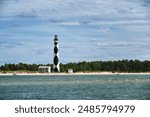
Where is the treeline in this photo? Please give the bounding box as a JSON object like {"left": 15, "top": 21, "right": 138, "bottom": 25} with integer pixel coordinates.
{"left": 0, "top": 63, "right": 51, "bottom": 72}
{"left": 0, "top": 60, "right": 150, "bottom": 72}
{"left": 61, "top": 60, "right": 150, "bottom": 72}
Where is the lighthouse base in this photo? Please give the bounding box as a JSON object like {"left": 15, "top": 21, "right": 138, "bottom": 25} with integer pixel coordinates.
{"left": 53, "top": 67, "right": 59, "bottom": 72}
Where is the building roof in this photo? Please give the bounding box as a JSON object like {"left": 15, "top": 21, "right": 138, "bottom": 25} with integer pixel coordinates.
{"left": 38, "top": 66, "right": 51, "bottom": 68}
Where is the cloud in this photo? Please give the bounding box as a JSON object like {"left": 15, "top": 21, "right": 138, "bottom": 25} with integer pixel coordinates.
{"left": 0, "top": 0, "right": 150, "bottom": 64}
{"left": 16, "top": 42, "right": 25, "bottom": 46}
{"left": 0, "top": 0, "right": 149, "bottom": 20}
{"left": 32, "top": 47, "right": 49, "bottom": 55}
{"left": 93, "top": 40, "right": 150, "bottom": 48}
{"left": 94, "top": 19, "right": 150, "bottom": 25}
{"left": 141, "top": 0, "right": 150, "bottom": 7}
{"left": 59, "top": 21, "right": 81, "bottom": 26}
{"left": 48, "top": 19, "right": 150, "bottom": 26}
{"left": 0, "top": 0, "right": 5, "bottom": 5}
{"left": 0, "top": 41, "right": 15, "bottom": 49}
{"left": 98, "top": 27, "right": 111, "bottom": 33}
{"left": 95, "top": 41, "right": 128, "bottom": 47}
{"left": 0, "top": 40, "right": 25, "bottom": 49}
{"left": 0, "top": 32, "right": 11, "bottom": 36}
{"left": 0, "top": 0, "right": 6, "bottom": 8}
{"left": 16, "top": 10, "right": 38, "bottom": 18}
{"left": 125, "top": 25, "right": 150, "bottom": 32}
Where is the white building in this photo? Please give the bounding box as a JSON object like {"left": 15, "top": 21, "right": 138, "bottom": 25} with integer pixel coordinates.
{"left": 38, "top": 66, "right": 51, "bottom": 73}
{"left": 68, "top": 69, "right": 73, "bottom": 74}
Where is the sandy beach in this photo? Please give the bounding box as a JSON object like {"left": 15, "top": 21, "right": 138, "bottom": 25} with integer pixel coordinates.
{"left": 1, "top": 72, "right": 150, "bottom": 76}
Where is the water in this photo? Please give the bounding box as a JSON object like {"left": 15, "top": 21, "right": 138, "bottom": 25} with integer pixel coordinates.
{"left": 0, "top": 75, "right": 150, "bottom": 100}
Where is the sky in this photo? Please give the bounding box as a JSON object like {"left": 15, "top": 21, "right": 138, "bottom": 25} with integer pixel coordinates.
{"left": 0, "top": 0, "right": 150, "bottom": 65}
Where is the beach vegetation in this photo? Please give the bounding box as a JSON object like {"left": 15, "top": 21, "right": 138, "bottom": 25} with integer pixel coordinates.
{"left": 0, "top": 60, "right": 150, "bottom": 73}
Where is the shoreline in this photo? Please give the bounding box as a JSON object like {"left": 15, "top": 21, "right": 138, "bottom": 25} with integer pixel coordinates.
{"left": 1, "top": 72, "right": 150, "bottom": 76}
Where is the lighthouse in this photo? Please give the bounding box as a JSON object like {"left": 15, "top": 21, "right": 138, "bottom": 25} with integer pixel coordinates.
{"left": 53, "top": 35, "right": 60, "bottom": 72}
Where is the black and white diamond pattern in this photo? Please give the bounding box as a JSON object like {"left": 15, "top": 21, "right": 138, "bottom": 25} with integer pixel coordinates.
{"left": 53, "top": 35, "right": 60, "bottom": 72}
